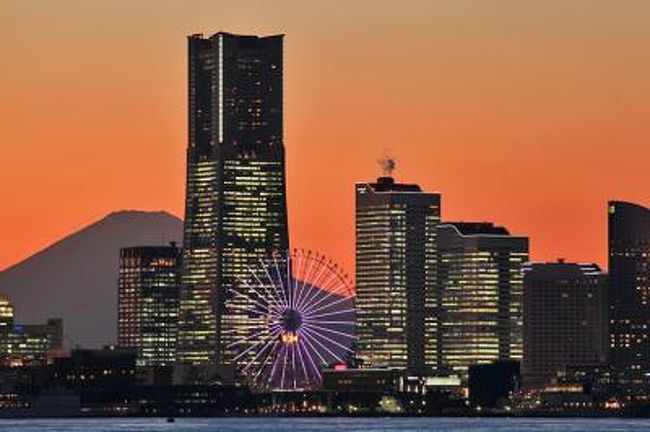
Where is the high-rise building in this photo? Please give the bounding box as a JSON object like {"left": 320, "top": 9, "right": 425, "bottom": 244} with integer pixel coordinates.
{"left": 608, "top": 201, "right": 650, "bottom": 389}
{"left": 522, "top": 261, "right": 608, "bottom": 389}
{"left": 437, "top": 222, "right": 528, "bottom": 381}
{"left": 355, "top": 176, "right": 440, "bottom": 372}
{"left": 179, "top": 32, "right": 289, "bottom": 365}
{"left": 118, "top": 245, "right": 181, "bottom": 366}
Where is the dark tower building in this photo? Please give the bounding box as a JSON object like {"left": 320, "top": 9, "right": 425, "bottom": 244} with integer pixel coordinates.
{"left": 118, "top": 245, "right": 181, "bottom": 366}
{"left": 522, "top": 261, "right": 608, "bottom": 389}
{"left": 608, "top": 201, "right": 650, "bottom": 389}
{"left": 179, "top": 32, "right": 289, "bottom": 365}
{"left": 437, "top": 222, "right": 528, "bottom": 381}
{"left": 355, "top": 176, "right": 441, "bottom": 372}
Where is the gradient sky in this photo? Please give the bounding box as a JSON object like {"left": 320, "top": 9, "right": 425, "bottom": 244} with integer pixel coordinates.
{"left": 2, "top": 0, "right": 649, "bottom": 274}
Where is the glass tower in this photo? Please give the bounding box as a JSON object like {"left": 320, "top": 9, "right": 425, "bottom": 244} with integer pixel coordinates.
{"left": 522, "top": 261, "right": 607, "bottom": 389}
{"left": 118, "top": 245, "right": 181, "bottom": 367}
{"left": 179, "top": 32, "right": 289, "bottom": 365}
{"left": 355, "top": 176, "right": 440, "bottom": 373}
{"left": 608, "top": 201, "right": 650, "bottom": 392}
{"left": 437, "top": 222, "right": 528, "bottom": 381}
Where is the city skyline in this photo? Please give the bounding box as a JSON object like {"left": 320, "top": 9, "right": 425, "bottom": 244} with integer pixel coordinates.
{"left": 0, "top": 3, "right": 649, "bottom": 419}
{"left": 3, "top": 1, "right": 650, "bottom": 275}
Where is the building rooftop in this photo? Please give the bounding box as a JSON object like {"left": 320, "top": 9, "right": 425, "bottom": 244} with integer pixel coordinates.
{"left": 445, "top": 222, "right": 510, "bottom": 236}
{"left": 367, "top": 176, "right": 422, "bottom": 192}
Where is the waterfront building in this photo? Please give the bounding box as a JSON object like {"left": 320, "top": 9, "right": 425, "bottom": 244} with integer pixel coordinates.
{"left": 355, "top": 176, "right": 441, "bottom": 372}
{"left": 522, "top": 261, "right": 608, "bottom": 389}
{"left": 608, "top": 201, "right": 650, "bottom": 392}
{"left": 437, "top": 222, "right": 528, "bottom": 380}
{"left": 178, "top": 32, "right": 289, "bottom": 365}
{"left": 117, "top": 245, "right": 181, "bottom": 366}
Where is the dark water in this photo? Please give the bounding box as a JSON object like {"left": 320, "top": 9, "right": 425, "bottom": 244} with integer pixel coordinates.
{"left": 0, "top": 418, "right": 648, "bottom": 432}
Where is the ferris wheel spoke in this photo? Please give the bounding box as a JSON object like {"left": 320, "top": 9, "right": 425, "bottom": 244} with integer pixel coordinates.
{"left": 280, "top": 340, "right": 290, "bottom": 390}
{"left": 233, "top": 276, "right": 272, "bottom": 307}
{"left": 302, "top": 321, "right": 356, "bottom": 341}
{"left": 232, "top": 326, "right": 282, "bottom": 362}
{"left": 307, "top": 319, "right": 356, "bottom": 327}
{"left": 289, "top": 251, "right": 300, "bottom": 309}
{"left": 225, "top": 301, "right": 274, "bottom": 320}
{"left": 301, "top": 293, "right": 354, "bottom": 318}
{"left": 286, "top": 253, "right": 293, "bottom": 308}
{"left": 272, "top": 253, "right": 289, "bottom": 309}
{"left": 242, "top": 333, "right": 281, "bottom": 373}
{"left": 301, "top": 324, "right": 354, "bottom": 355}
{"left": 300, "top": 326, "right": 347, "bottom": 365}
{"left": 295, "top": 264, "right": 339, "bottom": 313}
{"left": 299, "top": 328, "right": 329, "bottom": 368}
{"left": 293, "top": 251, "right": 317, "bottom": 313}
{"left": 294, "top": 254, "right": 330, "bottom": 311}
{"left": 297, "top": 335, "right": 323, "bottom": 382}
{"left": 267, "top": 343, "right": 285, "bottom": 388}
{"left": 300, "top": 281, "right": 351, "bottom": 317}
{"left": 294, "top": 338, "right": 311, "bottom": 384}
{"left": 252, "top": 339, "right": 280, "bottom": 384}
{"left": 302, "top": 263, "right": 349, "bottom": 312}
{"left": 227, "top": 325, "right": 278, "bottom": 349}
{"left": 291, "top": 250, "right": 306, "bottom": 309}
{"left": 290, "top": 343, "right": 298, "bottom": 390}
{"left": 228, "top": 288, "right": 279, "bottom": 317}
{"left": 303, "top": 307, "right": 356, "bottom": 321}
{"left": 259, "top": 257, "right": 288, "bottom": 310}
{"left": 244, "top": 265, "right": 285, "bottom": 313}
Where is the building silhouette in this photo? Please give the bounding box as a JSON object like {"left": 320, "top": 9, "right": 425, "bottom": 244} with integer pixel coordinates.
{"left": 608, "top": 201, "right": 650, "bottom": 391}
{"left": 178, "top": 32, "right": 289, "bottom": 365}
{"left": 118, "top": 245, "right": 181, "bottom": 366}
{"left": 522, "top": 261, "right": 608, "bottom": 389}
{"left": 355, "top": 176, "right": 441, "bottom": 372}
{"left": 437, "top": 222, "right": 528, "bottom": 381}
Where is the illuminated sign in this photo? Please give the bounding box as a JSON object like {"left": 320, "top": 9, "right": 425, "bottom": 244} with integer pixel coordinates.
{"left": 280, "top": 332, "right": 299, "bottom": 345}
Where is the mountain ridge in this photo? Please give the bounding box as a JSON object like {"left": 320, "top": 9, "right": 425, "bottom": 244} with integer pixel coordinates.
{"left": 0, "top": 210, "right": 183, "bottom": 348}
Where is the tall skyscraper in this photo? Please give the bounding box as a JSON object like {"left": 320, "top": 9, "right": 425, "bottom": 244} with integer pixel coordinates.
{"left": 608, "top": 201, "right": 650, "bottom": 389}
{"left": 437, "top": 222, "right": 528, "bottom": 381}
{"left": 179, "top": 32, "right": 289, "bottom": 365}
{"left": 355, "top": 176, "right": 440, "bottom": 372}
{"left": 522, "top": 261, "right": 608, "bottom": 389}
{"left": 118, "top": 245, "right": 181, "bottom": 366}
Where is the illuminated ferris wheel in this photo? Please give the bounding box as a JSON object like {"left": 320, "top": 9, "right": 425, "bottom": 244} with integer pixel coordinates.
{"left": 225, "top": 249, "right": 356, "bottom": 391}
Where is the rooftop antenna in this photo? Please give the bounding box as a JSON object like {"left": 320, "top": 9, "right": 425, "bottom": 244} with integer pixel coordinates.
{"left": 378, "top": 156, "right": 396, "bottom": 177}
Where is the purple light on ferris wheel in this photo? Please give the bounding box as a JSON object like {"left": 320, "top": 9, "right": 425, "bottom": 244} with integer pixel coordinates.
{"left": 225, "top": 249, "right": 356, "bottom": 391}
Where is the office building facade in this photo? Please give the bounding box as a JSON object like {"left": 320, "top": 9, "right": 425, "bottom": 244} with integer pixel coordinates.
{"left": 437, "top": 222, "right": 528, "bottom": 381}
{"left": 522, "top": 261, "right": 608, "bottom": 389}
{"left": 118, "top": 245, "right": 181, "bottom": 366}
{"left": 355, "top": 176, "right": 440, "bottom": 372}
{"left": 608, "top": 201, "right": 650, "bottom": 389}
{"left": 178, "top": 32, "right": 289, "bottom": 365}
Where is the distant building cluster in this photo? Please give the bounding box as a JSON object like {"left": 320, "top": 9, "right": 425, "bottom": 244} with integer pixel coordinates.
{"left": 0, "top": 31, "right": 648, "bottom": 417}
{"left": 0, "top": 296, "right": 62, "bottom": 367}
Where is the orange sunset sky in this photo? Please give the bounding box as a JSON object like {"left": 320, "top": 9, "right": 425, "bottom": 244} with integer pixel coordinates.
{"left": 2, "top": 0, "right": 649, "bottom": 274}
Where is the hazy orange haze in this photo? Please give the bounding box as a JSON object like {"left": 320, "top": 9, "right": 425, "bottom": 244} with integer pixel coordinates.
{"left": 2, "top": 0, "right": 650, "bottom": 274}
